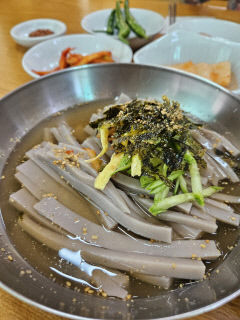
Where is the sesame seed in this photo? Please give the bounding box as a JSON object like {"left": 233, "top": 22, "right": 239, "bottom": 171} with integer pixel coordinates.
{"left": 43, "top": 193, "right": 56, "bottom": 199}
{"left": 66, "top": 281, "right": 71, "bottom": 287}
{"left": 7, "top": 255, "right": 13, "bottom": 261}
{"left": 101, "top": 291, "right": 107, "bottom": 297}
{"left": 200, "top": 244, "right": 206, "bottom": 249}
{"left": 91, "top": 235, "right": 98, "bottom": 240}
{"left": 171, "top": 263, "right": 176, "bottom": 269}
{"left": 88, "top": 289, "right": 94, "bottom": 294}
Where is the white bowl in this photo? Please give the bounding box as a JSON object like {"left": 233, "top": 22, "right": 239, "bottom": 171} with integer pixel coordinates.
{"left": 167, "top": 18, "right": 240, "bottom": 43}
{"left": 161, "top": 16, "right": 215, "bottom": 34}
{"left": 10, "top": 18, "right": 67, "bottom": 48}
{"left": 133, "top": 30, "right": 240, "bottom": 94}
{"left": 22, "top": 34, "right": 133, "bottom": 78}
{"left": 81, "top": 8, "right": 165, "bottom": 38}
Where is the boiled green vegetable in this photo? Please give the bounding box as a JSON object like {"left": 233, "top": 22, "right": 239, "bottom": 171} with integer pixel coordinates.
{"left": 115, "top": 1, "right": 130, "bottom": 44}
{"left": 124, "top": 0, "right": 147, "bottom": 38}
{"left": 107, "top": 9, "right": 116, "bottom": 35}
{"left": 105, "top": 0, "right": 147, "bottom": 44}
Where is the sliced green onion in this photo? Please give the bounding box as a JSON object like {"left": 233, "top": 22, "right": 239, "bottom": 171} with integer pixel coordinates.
{"left": 184, "top": 150, "right": 204, "bottom": 206}
{"left": 150, "top": 192, "right": 195, "bottom": 215}
{"left": 131, "top": 153, "right": 142, "bottom": 177}
{"left": 168, "top": 170, "right": 184, "bottom": 181}
{"left": 140, "top": 175, "right": 154, "bottom": 188}
{"left": 154, "top": 186, "right": 170, "bottom": 203}
{"left": 202, "top": 186, "right": 223, "bottom": 197}
{"left": 179, "top": 175, "right": 188, "bottom": 193}
{"left": 174, "top": 177, "right": 180, "bottom": 195}
{"left": 113, "top": 154, "right": 131, "bottom": 174}
{"left": 162, "top": 164, "right": 168, "bottom": 177}
{"left": 149, "top": 184, "right": 166, "bottom": 195}
{"left": 145, "top": 179, "right": 164, "bottom": 191}
{"left": 149, "top": 185, "right": 222, "bottom": 215}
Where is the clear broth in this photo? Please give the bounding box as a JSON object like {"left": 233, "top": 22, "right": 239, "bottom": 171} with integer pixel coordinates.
{"left": 0, "top": 99, "right": 240, "bottom": 298}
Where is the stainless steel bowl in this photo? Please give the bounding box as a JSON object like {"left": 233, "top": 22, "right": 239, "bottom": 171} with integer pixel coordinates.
{"left": 0, "top": 64, "right": 239, "bottom": 319}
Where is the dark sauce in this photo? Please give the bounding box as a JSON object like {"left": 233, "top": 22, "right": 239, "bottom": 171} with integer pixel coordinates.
{"left": 29, "top": 29, "right": 54, "bottom": 37}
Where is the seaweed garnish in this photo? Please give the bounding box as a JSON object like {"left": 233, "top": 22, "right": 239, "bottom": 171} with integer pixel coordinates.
{"left": 90, "top": 96, "right": 206, "bottom": 178}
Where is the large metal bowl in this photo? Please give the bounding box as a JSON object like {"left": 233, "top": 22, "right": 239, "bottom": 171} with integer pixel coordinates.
{"left": 0, "top": 64, "right": 239, "bottom": 319}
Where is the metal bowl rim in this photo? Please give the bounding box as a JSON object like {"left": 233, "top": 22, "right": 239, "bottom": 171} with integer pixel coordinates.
{"left": 1, "top": 63, "right": 240, "bottom": 104}
{"left": 1, "top": 279, "right": 239, "bottom": 320}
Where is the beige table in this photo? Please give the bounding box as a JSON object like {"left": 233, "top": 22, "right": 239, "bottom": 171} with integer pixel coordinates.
{"left": 0, "top": 0, "right": 240, "bottom": 319}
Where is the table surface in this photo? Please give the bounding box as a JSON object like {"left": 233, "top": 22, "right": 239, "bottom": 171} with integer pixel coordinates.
{"left": 0, "top": 0, "right": 240, "bottom": 319}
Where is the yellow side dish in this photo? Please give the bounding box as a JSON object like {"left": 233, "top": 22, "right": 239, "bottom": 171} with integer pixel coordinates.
{"left": 171, "top": 61, "right": 231, "bottom": 88}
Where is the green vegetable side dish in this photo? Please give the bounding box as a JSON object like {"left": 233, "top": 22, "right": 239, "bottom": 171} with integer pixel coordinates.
{"left": 89, "top": 96, "right": 222, "bottom": 216}
{"left": 115, "top": 1, "right": 130, "bottom": 44}
{"left": 124, "top": 0, "right": 147, "bottom": 38}
{"left": 106, "top": 9, "right": 116, "bottom": 35}
{"left": 105, "top": 0, "right": 147, "bottom": 44}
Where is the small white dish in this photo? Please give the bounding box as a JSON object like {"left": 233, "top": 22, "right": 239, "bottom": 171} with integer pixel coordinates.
{"left": 10, "top": 18, "right": 67, "bottom": 48}
{"left": 161, "top": 16, "right": 214, "bottom": 34}
{"left": 22, "top": 34, "right": 133, "bottom": 78}
{"left": 133, "top": 30, "right": 240, "bottom": 94}
{"left": 81, "top": 8, "right": 165, "bottom": 38}
{"left": 167, "top": 18, "right": 240, "bottom": 43}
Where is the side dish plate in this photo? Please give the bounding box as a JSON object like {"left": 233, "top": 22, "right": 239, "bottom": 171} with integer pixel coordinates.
{"left": 10, "top": 18, "right": 67, "bottom": 48}
{"left": 22, "top": 34, "right": 133, "bottom": 78}
{"left": 167, "top": 17, "right": 240, "bottom": 43}
{"left": 81, "top": 8, "right": 165, "bottom": 39}
{"left": 133, "top": 31, "right": 240, "bottom": 95}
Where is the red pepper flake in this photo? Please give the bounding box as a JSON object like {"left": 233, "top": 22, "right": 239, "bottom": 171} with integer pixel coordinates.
{"left": 65, "top": 150, "right": 74, "bottom": 154}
